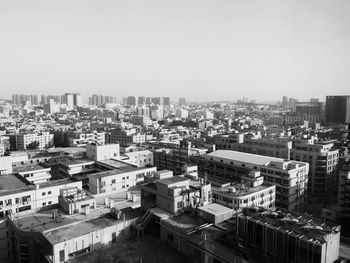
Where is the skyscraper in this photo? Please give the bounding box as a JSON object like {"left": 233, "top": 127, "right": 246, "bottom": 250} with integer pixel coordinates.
{"left": 126, "top": 96, "right": 136, "bottom": 106}
{"left": 179, "top": 97, "right": 186, "bottom": 106}
{"left": 138, "top": 96, "right": 145, "bottom": 105}
{"left": 326, "top": 95, "right": 350, "bottom": 124}
{"left": 163, "top": 97, "right": 170, "bottom": 106}
{"left": 282, "top": 96, "right": 288, "bottom": 107}
{"left": 73, "top": 93, "right": 83, "bottom": 107}
{"left": 64, "top": 93, "right": 74, "bottom": 109}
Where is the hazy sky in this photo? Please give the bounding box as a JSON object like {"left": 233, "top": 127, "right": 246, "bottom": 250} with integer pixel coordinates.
{"left": 1, "top": 0, "right": 350, "bottom": 102}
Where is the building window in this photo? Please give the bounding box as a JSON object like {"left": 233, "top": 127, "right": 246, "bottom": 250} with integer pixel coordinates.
{"left": 42, "top": 202, "right": 46, "bottom": 206}
{"left": 48, "top": 201, "right": 52, "bottom": 205}
{"left": 48, "top": 191, "right": 51, "bottom": 195}
{"left": 42, "top": 192, "right": 46, "bottom": 196}
{"left": 111, "top": 179, "right": 116, "bottom": 184}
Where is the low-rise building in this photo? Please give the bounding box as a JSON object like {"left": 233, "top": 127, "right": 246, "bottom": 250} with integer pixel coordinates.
{"left": 88, "top": 165, "right": 157, "bottom": 195}
{"left": 193, "top": 150, "right": 309, "bottom": 211}
{"left": 13, "top": 164, "right": 51, "bottom": 184}
{"left": 15, "top": 131, "right": 54, "bottom": 150}
{"left": 237, "top": 207, "right": 341, "bottom": 263}
{"left": 86, "top": 143, "right": 120, "bottom": 161}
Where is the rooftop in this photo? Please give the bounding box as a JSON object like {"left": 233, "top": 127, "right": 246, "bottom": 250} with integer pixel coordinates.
{"left": 0, "top": 174, "right": 32, "bottom": 197}
{"left": 11, "top": 205, "right": 140, "bottom": 244}
{"left": 207, "top": 150, "right": 282, "bottom": 166}
{"left": 157, "top": 176, "right": 189, "bottom": 186}
{"left": 198, "top": 203, "right": 233, "bottom": 216}
{"left": 212, "top": 183, "right": 274, "bottom": 197}
{"left": 13, "top": 164, "right": 49, "bottom": 173}
{"left": 241, "top": 207, "right": 341, "bottom": 243}
{"left": 88, "top": 165, "right": 151, "bottom": 179}
{"left": 97, "top": 158, "right": 135, "bottom": 169}
{"left": 44, "top": 208, "right": 140, "bottom": 244}
{"left": 59, "top": 158, "right": 95, "bottom": 166}
{"left": 37, "top": 178, "right": 80, "bottom": 189}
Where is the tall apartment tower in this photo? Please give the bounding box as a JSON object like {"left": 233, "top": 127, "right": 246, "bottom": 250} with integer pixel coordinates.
{"left": 325, "top": 95, "right": 350, "bottom": 124}
{"left": 163, "top": 97, "right": 170, "bottom": 106}
{"left": 282, "top": 96, "right": 288, "bottom": 107}
{"left": 138, "top": 96, "right": 145, "bottom": 105}
{"left": 179, "top": 97, "right": 186, "bottom": 106}
{"left": 126, "top": 96, "right": 137, "bottom": 106}
{"left": 290, "top": 137, "right": 339, "bottom": 204}
{"left": 73, "top": 93, "right": 83, "bottom": 107}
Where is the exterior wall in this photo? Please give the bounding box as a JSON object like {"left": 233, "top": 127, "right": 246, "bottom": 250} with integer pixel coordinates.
{"left": 86, "top": 143, "right": 120, "bottom": 161}
{"left": 0, "top": 156, "right": 12, "bottom": 174}
{"left": 260, "top": 162, "right": 309, "bottom": 211}
{"left": 50, "top": 218, "right": 136, "bottom": 263}
{"left": 123, "top": 150, "right": 154, "bottom": 167}
{"left": 237, "top": 213, "right": 340, "bottom": 263}
{"left": 18, "top": 168, "right": 51, "bottom": 184}
{"left": 337, "top": 164, "right": 350, "bottom": 219}
{"left": 68, "top": 131, "right": 105, "bottom": 147}
{"left": 290, "top": 139, "right": 339, "bottom": 203}
{"left": 15, "top": 132, "right": 54, "bottom": 150}
{"left": 212, "top": 185, "right": 275, "bottom": 212}
{"left": 193, "top": 152, "right": 308, "bottom": 211}
{"left": 88, "top": 167, "right": 157, "bottom": 195}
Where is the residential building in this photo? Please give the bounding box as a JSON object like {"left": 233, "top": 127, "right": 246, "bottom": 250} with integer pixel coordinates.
{"left": 193, "top": 150, "right": 309, "bottom": 211}
{"left": 290, "top": 137, "right": 339, "bottom": 203}
{"left": 121, "top": 150, "right": 154, "bottom": 167}
{"left": 88, "top": 165, "right": 156, "bottom": 195}
{"left": 68, "top": 131, "right": 105, "bottom": 147}
{"left": 13, "top": 164, "right": 51, "bottom": 185}
{"left": 15, "top": 132, "right": 54, "bottom": 150}
{"left": 237, "top": 207, "right": 341, "bottom": 263}
{"left": 110, "top": 128, "right": 146, "bottom": 145}
{"left": 325, "top": 95, "right": 350, "bottom": 124}
{"left": 86, "top": 143, "right": 120, "bottom": 161}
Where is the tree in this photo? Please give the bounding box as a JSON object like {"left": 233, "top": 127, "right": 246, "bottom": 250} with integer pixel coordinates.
{"left": 26, "top": 141, "right": 39, "bottom": 150}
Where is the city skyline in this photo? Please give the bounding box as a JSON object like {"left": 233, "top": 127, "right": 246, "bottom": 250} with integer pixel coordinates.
{"left": 1, "top": 0, "right": 350, "bottom": 101}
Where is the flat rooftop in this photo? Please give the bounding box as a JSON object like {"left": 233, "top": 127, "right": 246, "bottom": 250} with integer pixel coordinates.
{"left": 13, "top": 164, "right": 49, "bottom": 173}
{"left": 212, "top": 184, "right": 274, "bottom": 197}
{"left": 198, "top": 203, "right": 233, "bottom": 216}
{"left": 157, "top": 176, "right": 189, "bottom": 185}
{"left": 44, "top": 208, "right": 140, "bottom": 245}
{"left": 241, "top": 207, "right": 341, "bottom": 243}
{"left": 48, "top": 147, "right": 86, "bottom": 154}
{"left": 59, "top": 158, "right": 95, "bottom": 166}
{"left": 97, "top": 158, "right": 135, "bottom": 169}
{"left": 12, "top": 205, "right": 140, "bottom": 244}
{"left": 88, "top": 165, "right": 152, "bottom": 179}
{"left": 0, "top": 174, "right": 32, "bottom": 197}
{"left": 37, "top": 178, "right": 80, "bottom": 189}
{"left": 207, "top": 150, "right": 283, "bottom": 166}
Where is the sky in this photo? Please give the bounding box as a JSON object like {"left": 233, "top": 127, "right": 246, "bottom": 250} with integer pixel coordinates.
{"left": 1, "top": 0, "right": 350, "bottom": 102}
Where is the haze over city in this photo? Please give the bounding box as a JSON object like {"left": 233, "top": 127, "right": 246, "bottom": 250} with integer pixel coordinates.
{"left": 1, "top": 0, "right": 350, "bottom": 101}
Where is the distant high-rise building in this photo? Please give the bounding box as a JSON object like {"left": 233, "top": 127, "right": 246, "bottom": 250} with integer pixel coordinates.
{"left": 325, "top": 95, "right": 350, "bottom": 124}
{"left": 145, "top": 97, "right": 152, "bottom": 105}
{"left": 138, "top": 96, "right": 145, "bottom": 105}
{"left": 12, "top": 94, "right": 20, "bottom": 105}
{"left": 179, "top": 97, "right": 186, "bottom": 105}
{"left": 288, "top": 98, "right": 297, "bottom": 108}
{"left": 282, "top": 96, "right": 288, "bottom": 107}
{"left": 64, "top": 93, "right": 74, "bottom": 109}
{"left": 163, "top": 97, "right": 170, "bottom": 106}
{"left": 310, "top": 98, "right": 319, "bottom": 103}
{"left": 73, "top": 93, "right": 83, "bottom": 107}
{"left": 40, "top": 95, "right": 46, "bottom": 105}
{"left": 126, "top": 96, "right": 136, "bottom": 106}
{"left": 294, "top": 101, "right": 324, "bottom": 123}
{"left": 151, "top": 97, "right": 162, "bottom": 105}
